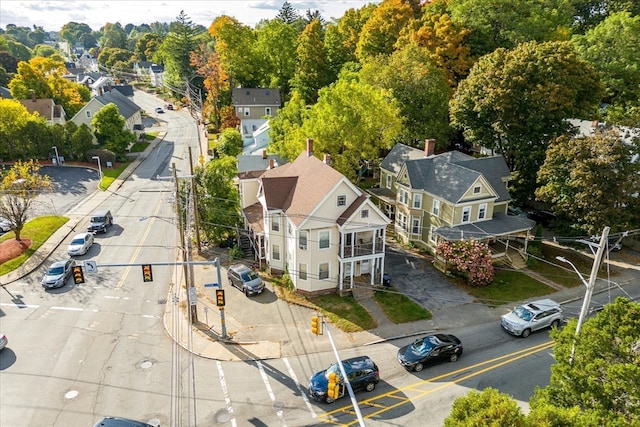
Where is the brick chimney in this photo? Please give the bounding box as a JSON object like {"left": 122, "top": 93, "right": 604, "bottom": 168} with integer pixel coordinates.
{"left": 262, "top": 149, "right": 267, "bottom": 159}
{"left": 269, "top": 159, "right": 275, "bottom": 169}
{"left": 424, "top": 138, "right": 436, "bottom": 157}
{"left": 307, "top": 138, "right": 314, "bottom": 156}
{"left": 323, "top": 154, "right": 331, "bottom": 165}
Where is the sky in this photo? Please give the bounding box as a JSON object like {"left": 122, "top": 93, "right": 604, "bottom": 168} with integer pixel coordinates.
{"left": 0, "top": 0, "right": 375, "bottom": 32}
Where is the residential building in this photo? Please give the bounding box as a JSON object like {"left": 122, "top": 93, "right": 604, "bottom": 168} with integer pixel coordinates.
{"left": 239, "top": 139, "right": 391, "bottom": 295}
{"left": 374, "top": 139, "right": 534, "bottom": 259}
{"left": 70, "top": 88, "right": 142, "bottom": 141}
{"left": 19, "top": 94, "right": 66, "bottom": 125}
{"left": 231, "top": 88, "right": 281, "bottom": 145}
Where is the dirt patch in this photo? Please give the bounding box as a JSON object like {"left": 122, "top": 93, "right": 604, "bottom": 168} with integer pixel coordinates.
{"left": 0, "top": 238, "right": 32, "bottom": 264}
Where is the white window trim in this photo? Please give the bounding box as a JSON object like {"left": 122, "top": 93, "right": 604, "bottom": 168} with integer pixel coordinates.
{"left": 319, "top": 262, "right": 329, "bottom": 280}
{"left": 473, "top": 185, "right": 481, "bottom": 194}
{"left": 272, "top": 244, "right": 280, "bottom": 261}
{"left": 411, "top": 218, "right": 420, "bottom": 234}
{"left": 319, "top": 230, "right": 330, "bottom": 249}
{"left": 337, "top": 195, "right": 346, "bottom": 207}
{"left": 432, "top": 199, "right": 440, "bottom": 217}
{"left": 299, "top": 263, "right": 307, "bottom": 280}
{"left": 430, "top": 225, "right": 437, "bottom": 243}
{"left": 271, "top": 216, "right": 280, "bottom": 232}
{"left": 413, "top": 193, "right": 422, "bottom": 209}
{"left": 361, "top": 209, "right": 369, "bottom": 218}
{"left": 386, "top": 174, "right": 392, "bottom": 189}
{"left": 299, "top": 231, "right": 308, "bottom": 250}
{"left": 478, "top": 203, "right": 487, "bottom": 220}
{"left": 462, "top": 206, "right": 471, "bottom": 223}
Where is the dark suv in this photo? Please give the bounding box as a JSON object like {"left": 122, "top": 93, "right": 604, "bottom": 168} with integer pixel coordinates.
{"left": 309, "top": 356, "right": 379, "bottom": 403}
{"left": 87, "top": 209, "right": 113, "bottom": 233}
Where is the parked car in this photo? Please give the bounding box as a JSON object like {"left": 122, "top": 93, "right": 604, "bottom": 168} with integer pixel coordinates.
{"left": 507, "top": 207, "right": 527, "bottom": 217}
{"left": 87, "top": 209, "right": 113, "bottom": 233}
{"left": 527, "top": 210, "right": 556, "bottom": 226}
{"left": 93, "top": 416, "right": 155, "bottom": 427}
{"left": 227, "top": 264, "right": 264, "bottom": 296}
{"left": 0, "top": 333, "right": 7, "bottom": 350}
{"left": 0, "top": 217, "right": 11, "bottom": 233}
{"left": 501, "top": 299, "right": 563, "bottom": 338}
{"left": 397, "top": 334, "right": 463, "bottom": 372}
{"left": 67, "top": 232, "right": 94, "bottom": 256}
{"left": 41, "top": 259, "right": 75, "bottom": 289}
{"left": 165, "top": 104, "right": 174, "bottom": 110}
{"left": 309, "top": 356, "right": 379, "bottom": 404}
{"left": 155, "top": 107, "right": 164, "bottom": 113}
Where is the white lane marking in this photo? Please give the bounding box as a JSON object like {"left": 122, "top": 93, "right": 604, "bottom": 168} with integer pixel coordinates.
{"left": 51, "top": 306, "right": 83, "bottom": 311}
{"left": 257, "top": 361, "right": 286, "bottom": 426}
{"left": 283, "top": 357, "right": 317, "bottom": 419}
{"left": 216, "top": 361, "right": 237, "bottom": 427}
{"left": 0, "top": 302, "right": 39, "bottom": 309}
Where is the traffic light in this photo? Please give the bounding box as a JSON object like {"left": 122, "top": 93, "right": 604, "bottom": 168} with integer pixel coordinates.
{"left": 142, "top": 264, "right": 153, "bottom": 282}
{"left": 72, "top": 265, "right": 85, "bottom": 284}
{"left": 327, "top": 372, "right": 339, "bottom": 400}
{"left": 216, "top": 289, "right": 225, "bottom": 307}
{"left": 311, "top": 315, "right": 321, "bottom": 335}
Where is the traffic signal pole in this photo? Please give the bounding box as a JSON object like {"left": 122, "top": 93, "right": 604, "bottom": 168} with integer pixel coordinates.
{"left": 215, "top": 257, "right": 227, "bottom": 339}
{"left": 321, "top": 319, "right": 366, "bottom": 427}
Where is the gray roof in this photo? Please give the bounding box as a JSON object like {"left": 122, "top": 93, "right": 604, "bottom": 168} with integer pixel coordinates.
{"left": 232, "top": 88, "right": 281, "bottom": 106}
{"left": 95, "top": 89, "right": 141, "bottom": 119}
{"left": 0, "top": 86, "right": 12, "bottom": 99}
{"left": 380, "top": 143, "right": 424, "bottom": 174}
{"left": 403, "top": 151, "right": 512, "bottom": 203}
{"left": 237, "top": 153, "right": 288, "bottom": 175}
{"left": 112, "top": 85, "right": 134, "bottom": 97}
{"left": 435, "top": 212, "right": 535, "bottom": 240}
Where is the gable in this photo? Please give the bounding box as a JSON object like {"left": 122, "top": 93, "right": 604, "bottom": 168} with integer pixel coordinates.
{"left": 337, "top": 195, "right": 391, "bottom": 229}
{"left": 232, "top": 88, "right": 281, "bottom": 106}
{"left": 459, "top": 176, "right": 498, "bottom": 202}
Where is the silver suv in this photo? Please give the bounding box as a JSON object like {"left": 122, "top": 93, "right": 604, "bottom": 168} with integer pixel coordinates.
{"left": 501, "top": 299, "right": 563, "bottom": 337}
{"left": 227, "top": 264, "right": 264, "bottom": 296}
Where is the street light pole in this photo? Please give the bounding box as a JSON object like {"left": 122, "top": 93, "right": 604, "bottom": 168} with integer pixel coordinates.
{"left": 556, "top": 226, "right": 609, "bottom": 364}
{"left": 92, "top": 156, "right": 102, "bottom": 182}
{"left": 52, "top": 146, "right": 60, "bottom": 166}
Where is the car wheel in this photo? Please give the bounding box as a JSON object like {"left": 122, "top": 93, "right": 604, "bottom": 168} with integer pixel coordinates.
{"left": 364, "top": 382, "right": 376, "bottom": 392}
{"left": 449, "top": 353, "right": 458, "bottom": 362}
{"left": 413, "top": 363, "right": 424, "bottom": 372}
{"left": 244, "top": 288, "right": 249, "bottom": 297}
{"left": 551, "top": 319, "right": 560, "bottom": 329}
{"left": 325, "top": 396, "right": 335, "bottom": 404}
{"left": 521, "top": 328, "right": 531, "bottom": 338}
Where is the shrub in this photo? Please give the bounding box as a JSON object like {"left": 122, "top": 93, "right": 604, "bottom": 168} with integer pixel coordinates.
{"left": 436, "top": 240, "right": 494, "bottom": 286}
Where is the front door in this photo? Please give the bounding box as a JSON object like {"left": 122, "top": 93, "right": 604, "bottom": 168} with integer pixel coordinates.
{"left": 360, "top": 260, "right": 370, "bottom": 274}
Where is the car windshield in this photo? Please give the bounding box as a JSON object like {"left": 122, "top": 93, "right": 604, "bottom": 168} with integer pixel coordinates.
{"left": 48, "top": 266, "right": 64, "bottom": 275}
{"left": 91, "top": 216, "right": 104, "bottom": 222}
{"left": 325, "top": 363, "right": 343, "bottom": 379}
{"left": 514, "top": 306, "right": 534, "bottom": 321}
{"left": 241, "top": 271, "right": 259, "bottom": 281}
{"left": 71, "top": 238, "right": 85, "bottom": 245}
{"left": 412, "top": 336, "right": 440, "bottom": 354}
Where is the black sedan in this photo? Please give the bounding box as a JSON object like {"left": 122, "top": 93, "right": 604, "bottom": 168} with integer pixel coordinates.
{"left": 397, "top": 334, "right": 463, "bottom": 372}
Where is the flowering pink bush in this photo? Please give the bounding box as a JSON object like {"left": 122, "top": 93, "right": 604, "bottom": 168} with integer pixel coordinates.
{"left": 436, "top": 240, "right": 494, "bottom": 286}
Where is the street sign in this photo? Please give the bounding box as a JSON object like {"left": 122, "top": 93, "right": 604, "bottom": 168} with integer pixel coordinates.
{"left": 188, "top": 287, "right": 197, "bottom": 306}
{"left": 84, "top": 261, "right": 97, "bottom": 273}
{"left": 204, "top": 283, "right": 219, "bottom": 288}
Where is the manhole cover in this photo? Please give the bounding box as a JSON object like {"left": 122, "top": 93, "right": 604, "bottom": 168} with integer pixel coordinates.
{"left": 215, "top": 409, "right": 231, "bottom": 423}
{"left": 273, "top": 401, "right": 284, "bottom": 411}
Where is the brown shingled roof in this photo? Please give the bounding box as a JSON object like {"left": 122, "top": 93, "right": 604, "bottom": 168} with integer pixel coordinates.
{"left": 337, "top": 194, "right": 368, "bottom": 226}
{"left": 261, "top": 150, "right": 345, "bottom": 226}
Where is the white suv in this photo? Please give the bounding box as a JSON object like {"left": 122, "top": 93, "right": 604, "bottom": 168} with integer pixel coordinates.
{"left": 501, "top": 299, "right": 563, "bottom": 337}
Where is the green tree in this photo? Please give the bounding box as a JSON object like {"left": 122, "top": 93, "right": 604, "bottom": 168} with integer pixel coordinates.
{"left": 216, "top": 128, "right": 243, "bottom": 157}
{"left": 276, "top": 1, "right": 301, "bottom": 24}
{"left": 158, "top": 11, "right": 203, "bottom": 86}
{"left": 70, "top": 123, "right": 95, "bottom": 161}
{"left": 447, "top": 0, "right": 574, "bottom": 57}
{"left": 254, "top": 19, "right": 297, "bottom": 97}
{"left": 444, "top": 387, "right": 526, "bottom": 427}
{"left": 360, "top": 43, "right": 452, "bottom": 147}
{"left": 0, "top": 50, "right": 20, "bottom": 74}
{"left": 100, "top": 22, "right": 127, "bottom": 49}
{"left": 91, "top": 103, "right": 135, "bottom": 156}
{"left": 135, "top": 32, "right": 162, "bottom": 61}
{"left": 98, "top": 47, "right": 135, "bottom": 69}
{"left": 531, "top": 297, "right": 640, "bottom": 425}
{"left": 300, "top": 76, "right": 403, "bottom": 181}
{"left": 267, "top": 91, "right": 309, "bottom": 158}
{"left": 571, "top": 0, "right": 640, "bottom": 33}
{"left": 450, "top": 41, "right": 603, "bottom": 203}
{"left": 60, "top": 22, "right": 93, "bottom": 47}
{"left": 291, "top": 19, "right": 332, "bottom": 104}
{"left": 572, "top": 11, "right": 640, "bottom": 106}
{"left": 208, "top": 16, "right": 261, "bottom": 88}
{"left": 356, "top": 0, "right": 418, "bottom": 62}
{"left": 535, "top": 131, "right": 640, "bottom": 234}
{"left": 0, "top": 99, "right": 48, "bottom": 160}
{"left": 32, "top": 44, "right": 61, "bottom": 59}
{"left": 194, "top": 156, "right": 242, "bottom": 244}
{"left": 0, "top": 160, "right": 53, "bottom": 241}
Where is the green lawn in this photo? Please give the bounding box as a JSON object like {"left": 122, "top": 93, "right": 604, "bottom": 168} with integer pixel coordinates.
{"left": 308, "top": 294, "right": 377, "bottom": 332}
{"left": 374, "top": 287, "right": 432, "bottom": 323}
{"left": 458, "top": 270, "right": 555, "bottom": 307}
{"left": 0, "top": 216, "right": 68, "bottom": 275}
{"left": 99, "top": 162, "right": 129, "bottom": 190}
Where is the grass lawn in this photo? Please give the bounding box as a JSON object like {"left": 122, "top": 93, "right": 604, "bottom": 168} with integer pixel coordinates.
{"left": 460, "top": 270, "right": 555, "bottom": 307}
{"left": 0, "top": 215, "right": 68, "bottom": 275}
{"left": 308, "top": 294, "right": 377, "bottom": 332}
{"left": 99, "top": 162, "right": 129, "bottom": 190}
{"left": 374, "top": 287, "right": 432, "bottom": 323}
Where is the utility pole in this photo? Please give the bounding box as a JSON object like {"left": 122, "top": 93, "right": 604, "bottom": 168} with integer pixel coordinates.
{"left": 562, "top": 226, "right": 610, "bottom": 365}
{"left": 173, "top": 162, "right": 198, "bottom": 323}
{"left": 188, "top": 146, "right": 201, "bottom": 252}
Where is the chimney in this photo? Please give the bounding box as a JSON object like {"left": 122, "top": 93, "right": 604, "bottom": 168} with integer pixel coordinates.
{"left": 269, "top": 159, "right": 275, "bottom": 169}
{"left": 262, "top": 149, "right": 267, "bottom": 159}
{"left": 323, "top": 154, "right": 331, "bottom": 165}
{"left": 307, "top": 138, "right": 314, "bottom": 156}
{"left": 424, "top": 139, "right": 436, "bottom": 157}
